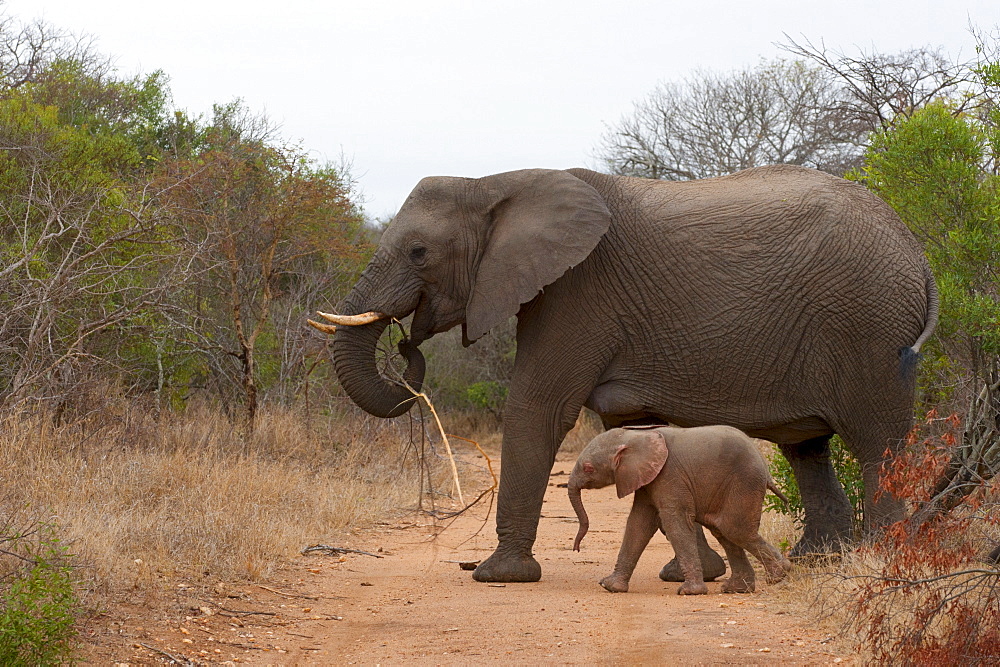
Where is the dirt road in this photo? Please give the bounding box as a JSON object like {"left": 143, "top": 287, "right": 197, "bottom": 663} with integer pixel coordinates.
{"left": 250, "top": 450, "right": 850, "bottom": 665}
{"left": 105, "top": 448, "right": 853, "bottom": 665}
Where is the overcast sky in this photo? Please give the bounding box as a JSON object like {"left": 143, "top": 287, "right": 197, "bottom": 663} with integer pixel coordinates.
{"left": 4, "top": 0, "right": 996, "bottom": 218}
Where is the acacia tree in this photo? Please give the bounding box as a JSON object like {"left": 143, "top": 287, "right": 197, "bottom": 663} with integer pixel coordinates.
{"left": 0, "top": 13, "right": 102, "bottom": 91}
{"left": 596, "top": 59, "right": 867, "bottom": 180}
{"left": 162, "top": 103, "right": 367, "bottom": 427}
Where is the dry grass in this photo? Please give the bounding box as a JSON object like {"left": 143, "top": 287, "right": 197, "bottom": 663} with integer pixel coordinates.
{"left": 0, "top": 399, "right": 470, "bottom": 606}
{"left": 440, "top": 407, "right": 603, "bottom": 457}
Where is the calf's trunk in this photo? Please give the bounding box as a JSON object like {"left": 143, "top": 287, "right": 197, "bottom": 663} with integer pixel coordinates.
{"left": 569, "top": 485, "right": 589, "bottom": 551}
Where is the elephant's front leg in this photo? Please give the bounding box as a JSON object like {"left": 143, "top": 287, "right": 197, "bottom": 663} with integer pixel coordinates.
{"left": 600, "top": 496, "right": 659, "bottom": 593}
{"left": 473, "top": 314, "right": 608, "bottom": 583}
{"left": 471, "top": 431, "right": 554, "bottom": 582}
{"left": 473, "top": 384, "right": 588, "bottom": 582}
{"left": 659, "top": 510, "right": 709, "bottom": 595}
{"left": 658, "top": 525, "right": 727, "bottom": 582}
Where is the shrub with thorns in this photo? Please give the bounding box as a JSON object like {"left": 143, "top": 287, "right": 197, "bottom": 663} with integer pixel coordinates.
{"left": 837, "top": 407, "right": 1000, "bottom": 664}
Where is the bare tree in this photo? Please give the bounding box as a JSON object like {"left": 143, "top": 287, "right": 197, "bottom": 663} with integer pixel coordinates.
{"left": 0, "top": 13, "right": 105, "bottom": 92}
{"left": 596, "top": 59, "right": 867, "bottom": 180}
{"left": 780, "top": 36, "right": 987, "bottom": 133}
{"left": 0, "top": 120, "right": 189, "bottom": 410}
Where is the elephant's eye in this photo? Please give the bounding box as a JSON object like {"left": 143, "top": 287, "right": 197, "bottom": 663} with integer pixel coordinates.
{"left": 409, "top": 246, "right": 427, "bottom": 264}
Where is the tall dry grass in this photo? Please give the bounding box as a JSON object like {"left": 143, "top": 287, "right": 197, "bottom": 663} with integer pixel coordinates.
{"left": 0, "top": 398, "right": 473, "bottom": 603}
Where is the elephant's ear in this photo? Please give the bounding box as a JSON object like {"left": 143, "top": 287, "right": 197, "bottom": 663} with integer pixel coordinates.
{"left": 465, "top": 169, "right": 611, "bottom": 342}
{"left": 612, "top": 431, "right": 669, "bottom": 499}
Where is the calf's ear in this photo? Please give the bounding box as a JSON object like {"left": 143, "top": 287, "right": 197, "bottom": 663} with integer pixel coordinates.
{"left": 612, "top": 431, "right": 669, "bottom": 498}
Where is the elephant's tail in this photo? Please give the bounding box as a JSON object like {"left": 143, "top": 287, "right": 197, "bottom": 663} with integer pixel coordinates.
{"left": 900, "top": 261, "right": 939, "bottom": 381}
{"left": 767, "top": 480, "right": 790, "bottom": 509}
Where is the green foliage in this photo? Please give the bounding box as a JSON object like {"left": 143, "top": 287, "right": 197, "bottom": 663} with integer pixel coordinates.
{"left": 850, "top": 102, "right": 1000, "bottom": 358}
{"left": 0, "top": 20, "right": 370, "bottom": 415}
{"left": 0, "top": 520, "right": 79, "bottom": 666}
{"left": 465, "top": 381, "right": 509, "bottom": 418}
{"left": 766, "top": 436, "right": 865, "bottom": 526}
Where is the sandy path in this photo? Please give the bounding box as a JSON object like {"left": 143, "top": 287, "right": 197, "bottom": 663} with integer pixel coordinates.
{"left": 239, "top": 450, "right": 852, "bottom": 665}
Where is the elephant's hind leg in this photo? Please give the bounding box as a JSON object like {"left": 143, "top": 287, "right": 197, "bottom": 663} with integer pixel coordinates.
{"left": 708, "top": 529, "right": 756, "bottom": 593}
{"left": 741, "top": 534, "right": 792, "bottom": 584}
{"left": 778, "top": 435, "right": 854, "bottom": 557}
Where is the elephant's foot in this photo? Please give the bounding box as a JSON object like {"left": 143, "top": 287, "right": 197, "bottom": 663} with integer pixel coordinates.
{"left": 676, "top": 580, "right": 709, "bottom": 595}
{"left": 721, "top": 574, "right": 755, "bottom": 594}
{"left": 472, "top": 550, "right": 541, "bottom": 583}
{"left": 599, "top": 573, "right": 629, "bottom": 593}
{"left": 788, "top": 530, "right": 850, "bottom": 562}
{"left": 764, "top": 557, "right": 793, "bottom": 584}
{"left": 659, "top": 553, "right": 726, "bottom": 582}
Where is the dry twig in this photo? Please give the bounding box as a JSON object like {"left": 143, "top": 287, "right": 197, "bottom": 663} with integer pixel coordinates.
{"left": 256, "top": 584, "right": 320, "bottom": 599}
{"left": 136, "top": 642, "right": 194, "bottom": 666}
{"left": 301, "top": 544, "right": 383, "bottom": 559}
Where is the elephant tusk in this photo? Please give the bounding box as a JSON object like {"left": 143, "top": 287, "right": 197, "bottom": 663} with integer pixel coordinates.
{"left": 307, "top": 319, "right": 338, "bottom": 335}
{"left": 317, "top": 310, "right": 387, "bottom": 326}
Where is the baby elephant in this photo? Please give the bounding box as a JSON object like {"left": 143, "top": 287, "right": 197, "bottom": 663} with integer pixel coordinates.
{"left": 568, "top": 425, "right": 791, "bottom": 595}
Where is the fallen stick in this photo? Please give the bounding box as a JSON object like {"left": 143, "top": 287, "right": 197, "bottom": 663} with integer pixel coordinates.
{"left": 136, "top": 642, "right": 193, "bottom": 666}
{"left": 205, "top": 600, "right": 277, "bottom": 617}
{"left": 256, "top": 584, "right": 320, "bottom": 600}
{"left": 302, "top": 544, "right": 383, "bottom": 558}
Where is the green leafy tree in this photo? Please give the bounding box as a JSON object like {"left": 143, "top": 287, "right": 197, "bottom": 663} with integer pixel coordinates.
{"left": 856, "top": 103, "right": 999, "bottom": 350}
{"left": 160, "top": 103, "right": 368, "bottom": 426}
{"left": 847, "top": 43, "right": 1000, "bottom": 520}
{"left": 0, "top": 90, "right": 183, "bottom": 408}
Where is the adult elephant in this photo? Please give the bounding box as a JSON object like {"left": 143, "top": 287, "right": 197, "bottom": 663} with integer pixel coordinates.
{"left": 314, "top": 165, "right": 937, "bottom": 583}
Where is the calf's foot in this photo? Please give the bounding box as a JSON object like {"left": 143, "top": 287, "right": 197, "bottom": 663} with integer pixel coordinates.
{"left": 599, "top": 573, "right": 629, "bottom": 593}
{"left": 721, "top": 575, "right": 755, "bottom": 594}
{"left": 677, "top": 580, "right": 709, "bottom": 595}
{"left": 764, "top": 557, "right": 793, "bottom": 584}
{"left": 660, "top": 553, "right": 726, "bottom": 582}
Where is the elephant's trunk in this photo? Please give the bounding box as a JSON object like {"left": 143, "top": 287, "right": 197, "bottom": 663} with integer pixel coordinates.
{"left": 332, "top": 316, "right": 426, "bottom": 419}
{"left": 568, "top": 484, "right": 589, "bottom": 551}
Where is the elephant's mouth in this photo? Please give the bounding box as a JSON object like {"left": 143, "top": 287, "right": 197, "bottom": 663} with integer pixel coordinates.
{"left": 320, "top": 307, "right": 427, "bottom": 419}
{"left": 307, "top": 289, "right": 436, "bottom": 341}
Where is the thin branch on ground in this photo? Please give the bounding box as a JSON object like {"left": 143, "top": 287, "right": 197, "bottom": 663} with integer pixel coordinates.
{"left": 301, "top": 544, "right": 383, "bottom": 559}
{"left": 136, "top": 642, "right": 194, "bottom": 666}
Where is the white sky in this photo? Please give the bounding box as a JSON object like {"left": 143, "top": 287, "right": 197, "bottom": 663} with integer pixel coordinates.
{"left": 4, "top": 0, "right": 996, "bottom": 219}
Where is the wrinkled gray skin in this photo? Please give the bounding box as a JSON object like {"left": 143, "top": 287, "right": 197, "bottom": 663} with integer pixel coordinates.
{"left": 330, "top": 165, "right": 937, "bottom": 583}
{"left": 569, "top": 426, "right": 792, "bottom": 595}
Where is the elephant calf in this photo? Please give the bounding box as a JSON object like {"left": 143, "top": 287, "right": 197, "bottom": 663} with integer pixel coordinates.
{"left": 569, "top": 425, "right": 791, "bottom": 595}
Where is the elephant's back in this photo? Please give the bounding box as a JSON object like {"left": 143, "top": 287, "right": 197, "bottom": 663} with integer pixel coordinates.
{"left": 610, "top": 165, "right": 929, "bottom": 351}
{"left": 661, "top": 426, "right": 770, "bottom": 497}
{"left": 564, "top": 166, "right": 931, "bottom": 431}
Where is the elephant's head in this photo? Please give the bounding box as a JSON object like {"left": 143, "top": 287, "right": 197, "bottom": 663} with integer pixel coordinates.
{"left": 568, "top": 427, "right": 669, "bottom": 550}
{"left": 320, "top": 169, "right": 611, "bottom": 419}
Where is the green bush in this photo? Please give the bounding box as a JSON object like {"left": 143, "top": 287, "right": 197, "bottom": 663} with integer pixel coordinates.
{"left": 765, "top": 435, "right": 864, "bottom": 527}
{"left": 0, "top": 519, "right": 79, "bottom": 666}
{"left": 465, "top": 381, "right": 509, "bottom": 419}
